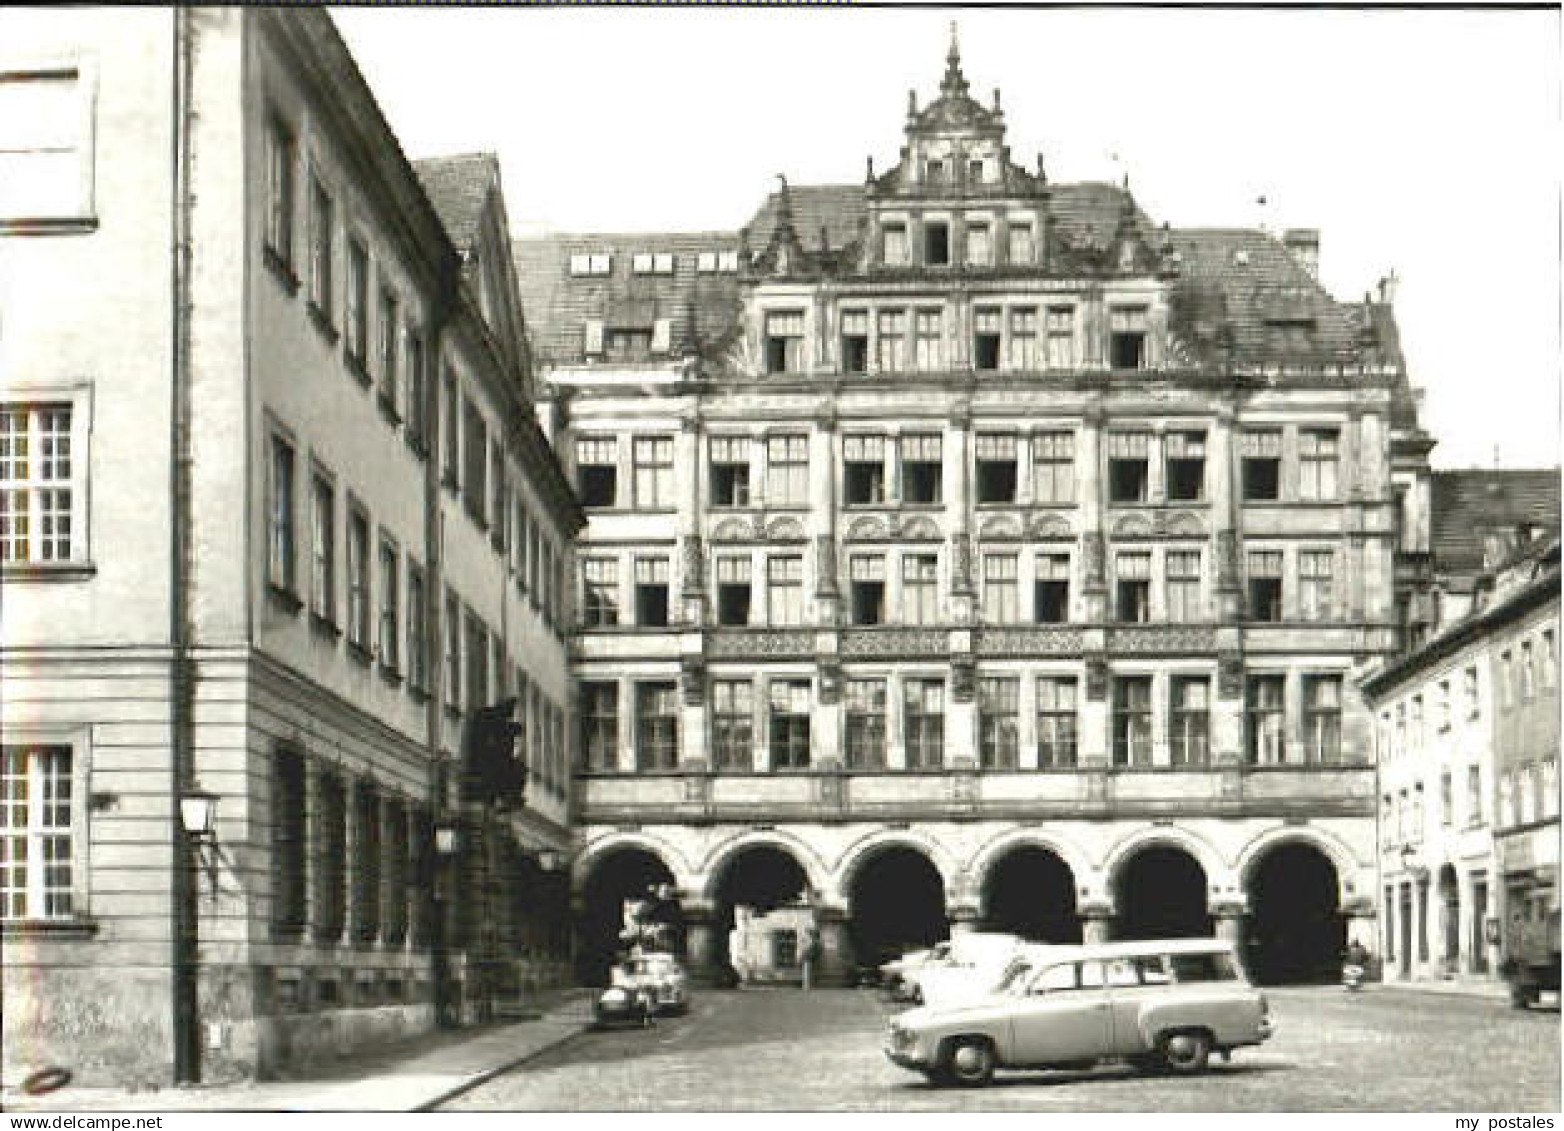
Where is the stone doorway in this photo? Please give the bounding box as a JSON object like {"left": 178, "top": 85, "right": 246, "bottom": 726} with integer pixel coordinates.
{"left": 847, "top": 846, "right": 947, "bottom": 978}
{"left": 1245, "top": 842, "right": 1345, "bottom": 984}
{"left": 981, "top": 846, "right": 1081, "bottom": 944}
{"left": 1114, "top": 846, "right": 1211, "bottom": 940}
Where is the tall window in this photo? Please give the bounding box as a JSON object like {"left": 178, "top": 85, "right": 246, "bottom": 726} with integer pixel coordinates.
{"left": 715, "top": 556, "right": 752, "bottom": 626}
{"left": 308, "top": 176, "right": 334, "bottom": 320}
{"left": 1441, "top": 770, "right": 1454, "bottom": 826}
{"left": 405, "top": 326, "right": 427, "bottom": 451}
{"left": 313, "top": 771, "right": 346, "bottom": 942}
{"left": 1464, "top": 666, "right": 1481, "bottom": 719}
{"left": 1008, "top": 222, "right": 1034, "bottom": 265}
{"left": 346, "top": 505, "right": 370, "bottom": 650}
{"left": 1036, "top": 677, "right": 1078, "bottom": 767}
{"left": 972, "top": 307, "right": 1002, "bottom": 371}
{"left": 0, "top": 404, "right": 78, "bottom": 565}
{"left": 902, "top": 554, "right": 939, "bottom": 625}
{"left": 1165, "top": 550, "right": 1202, "bottom": 622}
{"left": 1107, "top": 432, "right": 1150, "bottom": 503}
{"left": 267, "top": 433, "right": 297, "bottom": 594}
{"left": 407, "top": 562, "right": 428, "bottom": 693}
{"left": 462, "top": 399, "right": 488, "bottom": 522}
{"left": 1115, "top": 552, "right": 1152, "bottom": 623}
{"left": 634, "top": 557, "right": 670, "bottom": 627}
{"left": 1245, "top": 675, "right": 1287, "bottom": 764}
{"left": 263, "top": 113, "right": 296, "bottom": 273}
{"left": 840, "top": 310, "right": 870, "bottom": 374}
{"left": 345, "top": 237, "right": 369, "bottom": 368}
{"left": 0, "top": 744, "right": 73, "bottom": 919}
{"left": 1034, "top": 553, "right": 1071, "bottom": 623}
{"left": 576, "top": 437, "right": 618, "bottom": 508}
{"left": 441, "top": 369, "right": 460, "bottom": 488}
{"left": 632, "top": 437, "right": 674, "bottom": 508}
{"left": 767, "top": 555, "right": 804, "bottom": 626}
{"left": 1112, "top": 677, "right": 1153, "bottom": 767}
{"left": 1299, "top": 550, "right": 1334, "bottom": 621}
{"left": 850, "top": 554, "right": 886, "bottom": 625}
{"left": 845, "top": 679, "right": 887, "bottom": 769}
{"left": 1008, "top": 308, "right": 1039, "bottom": 371}
{"left": 1045, "top": 307, "right": 1075, "bottom": 368}
{"left": 914, "top": 310, "right": 943, "bottom": 371}
{"left": 1298, "top": 429, "right": 1340, "bottom": 501}
{"left": 712, "top": 680, "right": 754, "bottom": 771}
{"left": 843, "top": 435, "right": 886, "bottom": 504}
{"left": 766, "top": 435, "right": 809, "bottom": 505}
{"left": 923, "top": 220, "right": 950, "bottom": 266}
{"left": 904, "top": 679, "right": 945, "bottom": 769}
{"left": 979, "top": 677, "right": 1020, "bottom": 769}
{"left": 1304, "top": 676, "right": 1343, "bottom": 763}
{"left": 877, "top": 310, "right": 907, "bottom": 373}
{"left": 1466, "top": 764, "right": 1483, "bottom": 827}
{"left": 1033, "top": 432, "right": 1075, "bottom": 503}
{"left": 975, "top": 433, "right": 1018, "bottom": 503}
{"left": 270, "top": 744, "right": 307, "bottom": 936}
{"left": 965, "top": 222, "right": 992, "bottom": 267}
{"left": 1165, "top": 432, "right": 1206, "bottom": 501}
{"left": 378, "top": 536, "right": 400, "bottom": 673}
{"left": 768, "top": 680, "right": 811, "bottom": 769}
{"left": 350, "top": 780, "right": 381, "bottom": 946}
{"left": 581, "top": 558, "right": 618, "bottom": 627}
{"left": 1247, "top": 550, "right": 1284, "bottom": 622}
{"left": 882, "top": 222, "right": 909, "bottom": 266}
{"left": 709, "top": 436, "right": 750, "bottom": 508}
{"left": 900, "top": 434, "right": 942, "bottom": 503}
{"left": 464, "top": 614, "right": 489, "bottom": 714}
{"left": 0, "top": 66, "right": 91, "bottom": 223}
{"left": 381, "top": 801, "right": 409, "bottom": 948}
{"left": 1241, "top": 430, "right": 1282, "bottom": 501}
{"left": 581, "top": 682, "right": 619, "bottom": 772}
{"left": 1108, "top": 306, "right": 1149, "bottom": 369}
{"left": 378, "top": 288, "right": 400, "bottom": 410}
{"left": 1170, "top": 677, "right": 1210, "bottom": 765}
{"left": 443, "top": 591, "right": 461, "bottom": 711}
{"left": 764, "top": 311, "right": 805, "bottom": 374}
{"left": 982, "top": 553, "right": 1019, "bottom": 623}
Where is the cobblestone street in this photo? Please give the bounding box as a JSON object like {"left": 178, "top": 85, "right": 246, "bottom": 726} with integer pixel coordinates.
{"left": 446, "top": 986, "right": 1560, "bottom": 1112}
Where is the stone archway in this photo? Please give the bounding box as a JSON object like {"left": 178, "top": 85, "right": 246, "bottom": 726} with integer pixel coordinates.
{"left": 578, "top": 846, "right": 677, "bottom": 986}
{"left": 1114, "top": 846, "right": 1212, "bottom": 940}
{"left": 711, "top": 844, "right": 814, "bottom": 986}
{"left": 846, "top": 846, "right": 948, "bottom": 976}
{"left": 1245, "top": 841, "right": 1345, "bottom": 984}
{"left": 981, "top": 845, "right": 1081, "bottom": 944}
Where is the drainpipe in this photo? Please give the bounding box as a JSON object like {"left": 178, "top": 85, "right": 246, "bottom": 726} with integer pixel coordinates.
{"left": 169, "top": 5, "right": 200, "bottom": 1084}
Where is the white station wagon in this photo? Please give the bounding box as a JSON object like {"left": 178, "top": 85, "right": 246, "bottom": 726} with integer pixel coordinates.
{"left": 885, "top": 938, "right": 1273, "bottom": 1087}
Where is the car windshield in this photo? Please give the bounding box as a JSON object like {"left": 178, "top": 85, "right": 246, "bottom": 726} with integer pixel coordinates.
{"left": 996, "top": 961, "right": 1033, "bottom": 994}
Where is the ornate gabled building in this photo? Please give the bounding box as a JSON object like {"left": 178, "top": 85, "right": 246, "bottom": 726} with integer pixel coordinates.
{"left": 517, "top": 34, "right": 1429, "bottom": 986}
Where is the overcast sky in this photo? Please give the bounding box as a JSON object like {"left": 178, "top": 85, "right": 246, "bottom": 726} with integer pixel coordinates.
{"left": 335, "top": 6, "right": 1561, "bottom": 471}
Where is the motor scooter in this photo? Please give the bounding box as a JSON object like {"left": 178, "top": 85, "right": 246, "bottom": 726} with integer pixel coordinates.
{"left": 1342, "top": 962, "right": 1365, "bottom": 991}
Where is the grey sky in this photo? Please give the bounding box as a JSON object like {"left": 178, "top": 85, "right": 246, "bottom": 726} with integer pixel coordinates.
{"left": 335, "top": 6, "right": 1560, "bottom": 470}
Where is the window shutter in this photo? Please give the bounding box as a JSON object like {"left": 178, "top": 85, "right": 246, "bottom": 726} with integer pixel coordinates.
{"left": 651, "top": 318, "right": 672, "bottom": 355}
{"left": 584, "top": 319, "right": 604, "bottom": 357}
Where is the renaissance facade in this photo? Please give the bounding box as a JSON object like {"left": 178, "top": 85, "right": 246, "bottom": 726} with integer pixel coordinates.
{"left": 1, "top": 9, "right": 579, "bottom": 1084}
{"left": 519, "top": 38, "right": 1432, "bottom": 987}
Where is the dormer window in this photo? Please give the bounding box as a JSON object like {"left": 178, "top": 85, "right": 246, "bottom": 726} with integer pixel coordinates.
{"left": 631, "top": 252, "right": 674, "bottom": 275}
{"left": 968, "top": 158, "right": 986, "bottom": 184}
{"left": 568, "top": 253, "right": 611, "bottom": 277}
{"left": 697, "top": 251, "right": 739, "bottom": 273}
{"left": 882, "top": 222, "right": 910, "bottom": 267}
{"left": 925, "top": 159, "right": 948, "bottom": 185}
{"left": 924, "top": 220, "right": 950, "bottom": 266}
{"left": 965, "top": 221, "right": 992, "bottom": 267}
{"left": 1109, "top": 306, "right": 1149, "bottom": 369}
{"left": 606, "top": 327, "right": 651, "bottom": 362}
{"left": 764, "top": 311, "right": 805, "bottom": 374}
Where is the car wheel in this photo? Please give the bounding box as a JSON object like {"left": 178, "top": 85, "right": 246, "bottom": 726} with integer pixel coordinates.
{"left": 946, "top": 1038, "right": 996, "bottom": 1087}
{"left": 1159, "top": 1030, "right": 1212, "bottom": 1074}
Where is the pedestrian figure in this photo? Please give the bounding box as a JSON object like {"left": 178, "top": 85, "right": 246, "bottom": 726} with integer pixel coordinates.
{"left": 728, "top": 916, "right": 750, "bottom": 988}
{"left": 802, "top": 927, "right": 822, "bottom": 991}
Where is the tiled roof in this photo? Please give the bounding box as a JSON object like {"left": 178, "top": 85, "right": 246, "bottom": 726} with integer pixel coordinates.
{"left": 413, "top": 152, "right": 500, "bottom": 250}
{"left": 513, "top": 231, "right": 741, "bottom": 365}
{"left": 1431, "top": 469, "right": 1562, "bottom": 576}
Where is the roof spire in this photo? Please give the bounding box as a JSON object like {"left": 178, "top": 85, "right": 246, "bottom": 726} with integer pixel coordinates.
{"left": 941, "top": 21, "right": 969, "bottom": 98}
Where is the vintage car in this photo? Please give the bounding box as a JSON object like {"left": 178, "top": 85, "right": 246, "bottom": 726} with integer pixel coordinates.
{"left": 885, "top": 938, "right": 1273, "bottom": 1087}
{"left": 896, "top": 933, "right": 1023, "bottom": 1005}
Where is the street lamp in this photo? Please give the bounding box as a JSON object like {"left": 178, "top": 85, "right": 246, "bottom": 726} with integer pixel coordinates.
{"left": 536, "top": 848, "right": 562, "bottom": 873}
{"left": 179, "top": 787, "right": 220, "bottom": 899}
{"left": 434, "top": 821, "right": 461, "bottom": 857}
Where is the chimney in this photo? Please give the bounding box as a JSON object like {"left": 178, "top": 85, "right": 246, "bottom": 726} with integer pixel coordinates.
{"left": 1282, "top": 228, "right": 1319, "bottom": 280}
{"left": 1377, "top": 269, "right": 1400, "bottom": 306}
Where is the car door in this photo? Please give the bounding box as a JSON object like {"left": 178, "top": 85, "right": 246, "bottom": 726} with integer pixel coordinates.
{"left": 1008, "top": 961, "right": 1114, "bottom": 1067}
{"left": 1105, "top": 955, "right": 1165, "bottom": 1055}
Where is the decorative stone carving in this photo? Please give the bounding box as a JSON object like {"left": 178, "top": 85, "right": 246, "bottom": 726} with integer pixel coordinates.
{"left": 1028, "top": 512, "right": 1073, "bottom": 540}
{"left": 1082, "top": 531, "right": 1106, "bottom": 586}
{"left": 844, "top": 516, "right": 888, "bottom": 543}
{"left": 1166, "top": 511, "right": 1205, "bottom": 538}
{"left": 976, "top": 627, "right": 1085, "bottom": 656}
{"left": 1215, "top": 529, "right": 1240, "bottom": 588}
{"left": 814, "top": 534, "right": 838, "bottom": 596}
{"left": 1111, "top": 513, "right": 1154, "bottom": 540}
{"left": 711, "top": 516, "right": 756, "bottom": 543}
{"left": 680, "top": 655, "right": 705, "bottom": 706}
{"left": 978, "top": 514, "right": 1023, "bottom": 542}
{"left": 706, "top": 630, "right": 814, "bottom": 659}
{"left": 1085, "top": 656, "right": 1109, "bottom": 701}
{"left": 681, "top": 535, "right": 706, "bottom": 596}
{"left": 1217, "top": 651, "right": 1245, "bottom": 699}
{"left": 766, "top": 516, "right": 805, "bottom": 542}
{"left": 840, "top": 628, "right": 947, "bottom": 658}
{"left": 1107, "top": 625, "right": 1218, "bottom": 655}
{"left": 817, "top": 659, "right": 843, "bottom": 705}
{"left": 951, "top": 530, "right": 974, "bottom": 594}
{"left": 902, "top": 515, "right": 940, "bottom": 542}
{"left": 951, "top": 657, "right": 975, "bottom": 703}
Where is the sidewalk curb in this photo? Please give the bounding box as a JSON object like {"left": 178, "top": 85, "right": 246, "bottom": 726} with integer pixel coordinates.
{"left": 409, "top": 1020, "right": 591, "bottom": 1112}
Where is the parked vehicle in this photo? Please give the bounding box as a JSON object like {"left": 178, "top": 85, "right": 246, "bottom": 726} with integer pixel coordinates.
{"left": 880, "top": 942, "right": 949, "bottom": 1001}
{"left": 593, "top": 983, "right": 654, "bottom": 1029}
{"left": 885, "top": 938, "right": 1273, "bottom": 1087}
{"left": 897, "top": 933, "right": 1023, "bottom": 1005}
{"left": 1501, "top": 896, "right": 1561, "bottom": 1009}
{"left": 594, "top": 951, "right": 690, "bottom": 1027}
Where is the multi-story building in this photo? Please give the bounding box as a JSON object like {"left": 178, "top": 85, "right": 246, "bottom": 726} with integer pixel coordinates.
{"left": 1, "top": 8, "right": 580, "bottom": 1085}
{"left": 519, "top": 37, "right": 1427, "bottom": 987}
{"left": 1362, "top": 471, "right": 1559, "bottom": 987}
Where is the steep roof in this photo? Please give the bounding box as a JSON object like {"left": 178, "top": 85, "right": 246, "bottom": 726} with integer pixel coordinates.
{"left": 1431, "top": 469, "right": 1562, "bottom": 576}
{"left": 413, "top": 152, "right": 499, "bottom": 251}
